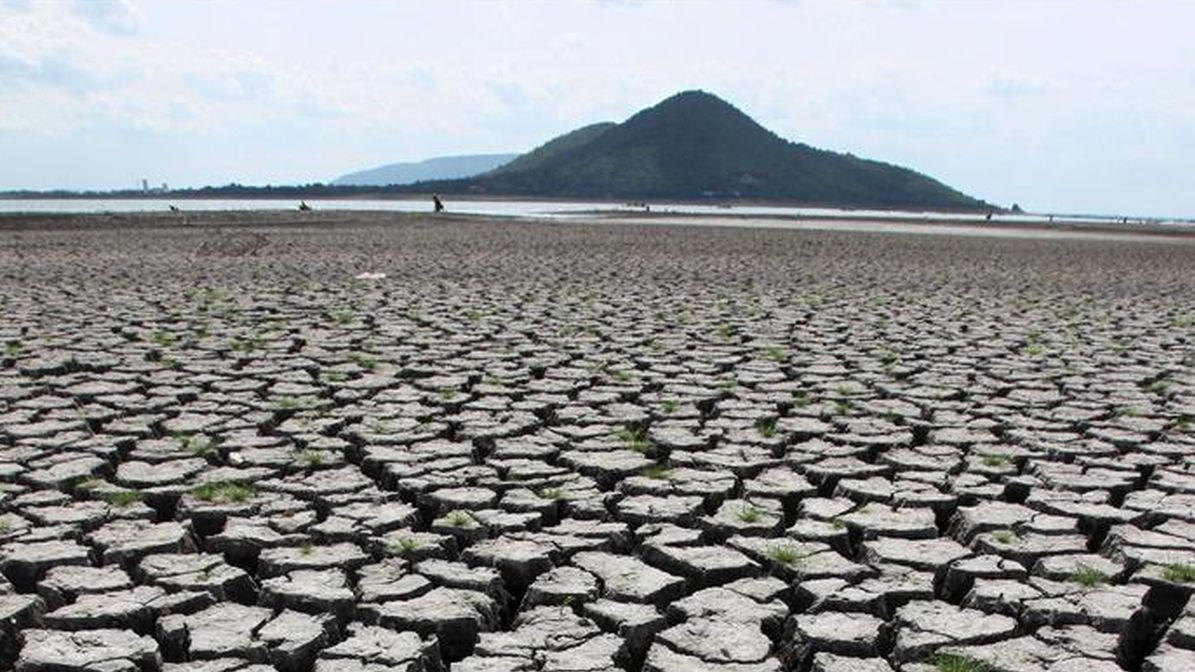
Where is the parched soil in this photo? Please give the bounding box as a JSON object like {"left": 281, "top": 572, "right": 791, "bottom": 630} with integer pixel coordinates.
{"left": 1, "top": 211, "right": 1194, "bottom": 672}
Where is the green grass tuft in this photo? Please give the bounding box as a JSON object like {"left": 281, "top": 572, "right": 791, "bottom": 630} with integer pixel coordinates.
{"left": 767, "top": 544, "right": 808, "bottom": 565}
{"left": 102, "top": 490, "right": 144, "bottom": 508}
{"left": 639, "top": 464, "right": 672, "bottom": 480}
{"left": 446, "top": 510, "right": 474, "bottom": 528}
{"left": 1162, "top": 562, "right": 1195, "bottom": 583}
{"left": 737, "top": 506, "right": 763, "bottom": 524}
{"left": 192, "top": 481, "right": 256, "bottom": 504}
{"left": 991, "top": 529, "right": 1017, "bottom": 544}
{"left": 981, "top": 453, "right": 1011, "bottom": 467}
{"left": 1069, "top": 564, "right": 1109, "bottom": 587}
{"left": 389, "top": 536, "right": 421, "bottom": 555}
{"left": 617, "top": 426, "right": 653, "bottom": 454}
{"left": 754, "top": 416, "right": 778, "bottom": 438}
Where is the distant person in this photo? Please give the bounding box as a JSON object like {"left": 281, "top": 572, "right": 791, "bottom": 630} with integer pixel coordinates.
{"left": 168, "top": 205, "right": 180, "bottom": 212}
{"left": 299, "top": 201, "right": 312, "bottom": 211}
{"left": 433, "top": 195, "right": 444, "bottom": 213}
{"left": 985, "top": 211, "right": 993, "bottom": 221}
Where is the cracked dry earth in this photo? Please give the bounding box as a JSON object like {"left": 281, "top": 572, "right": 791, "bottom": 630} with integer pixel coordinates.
{"left": 1, "top": 211, "right": 1194, "bottom": 672}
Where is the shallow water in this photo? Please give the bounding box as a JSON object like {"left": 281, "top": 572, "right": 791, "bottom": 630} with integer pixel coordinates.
{"left": 1, "top": 197, "right": 1185, "bottom": 228}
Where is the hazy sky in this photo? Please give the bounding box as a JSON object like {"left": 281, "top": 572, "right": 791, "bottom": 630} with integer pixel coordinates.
{"left": 2, "top": 0, "right": 1193, "bottom": 216}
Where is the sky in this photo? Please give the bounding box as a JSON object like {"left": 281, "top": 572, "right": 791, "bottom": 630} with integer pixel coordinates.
{"left": 1, "top": 0, "right": 1193, "bottom": 217}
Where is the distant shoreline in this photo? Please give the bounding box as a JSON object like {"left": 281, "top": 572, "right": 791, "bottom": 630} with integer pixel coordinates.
{"left": 1, "top": 209, "right": 1192, "bottom": 242}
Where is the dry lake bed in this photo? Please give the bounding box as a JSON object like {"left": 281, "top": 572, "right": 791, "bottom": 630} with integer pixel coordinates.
{"left": 1, "top": 211, "right": 1194, "bottom": 672}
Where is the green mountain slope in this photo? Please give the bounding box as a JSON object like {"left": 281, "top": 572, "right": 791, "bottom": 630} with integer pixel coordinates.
{"left": 485, "top": 122, "right": 615, "bottom": 176}
{"left": 420, "top": 90, "right": 986, "bottom": 209}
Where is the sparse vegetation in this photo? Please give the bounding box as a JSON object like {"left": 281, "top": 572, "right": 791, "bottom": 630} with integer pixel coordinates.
{"left": 149, "top": 330, "right": 177, "bottom": 347}
{"left": 931, "top": 653, "right": 993, "bottom": 672}
{"left": 765, "top": 345, "right": 787, "bottom": 362}
{"left": 737, "top": 506, "right": 763, "bottom": 524}
{"left": 792, "top": 391, "right": 810, "bottom": 407}
{"left": 537, "top": 487, "right": 564, "bottom": 500}
{"left": 192, "top": 481, "right": 256, "bottom": 504}
{"left": 390, "top": 536, "right": 421, "bottom": 555}
{"left": 640, "top": 464, "right": 672, "bottom": 480}
{"left": 350, "top": 353, "right": 378, "bottom": 370}
{"left": 767, "top": 545, "right": 807, "bottom": 565}
{"left": 229, "top": 333, "right": 266, "bottom": 353}
{"left": 991, "top": 529, "right": 1017, "bottom": 544}
{"left": 617, "top": 426, "right": 653, "bottom": 454}
{"left": 1161, "top": 562, "right": 1195, "bottom": 583}
{"left": 300, "top": 450, "right": 327, "bottom": 467}
{"left": 755, "top": 416, "right": 778, "bottom": 438}
{"left": 660, "top": 399, "right": 680, "bottom": 413}
{"left": 102, "top": 490, "right": 144, "bottom": 508}
{"left": 299, "top": 541, "right": 315, "bottom": 556}
{"left": 446, "top": 510, "right": 474, "bottom": 528}
{"left": 981, "top": 453, "right": 1012, "bottom": 467}
{"left": 1069, "top": 564, "right": 1109, "bottom": 587}
{"left": 4, "top": 341, "right": 22, "bottom": 356}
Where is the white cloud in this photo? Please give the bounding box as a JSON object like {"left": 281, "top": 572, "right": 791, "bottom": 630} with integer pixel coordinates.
{"left": 0, "top": 0, "right": 1193, "bottom": 215}
{"left": 70, "top": 0, "right": 141, "bottom": 35}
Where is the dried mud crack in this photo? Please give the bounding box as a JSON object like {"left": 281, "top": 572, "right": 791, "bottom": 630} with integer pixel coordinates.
{"left": 1, "top": 211, "right": 1194, "bottom": 672}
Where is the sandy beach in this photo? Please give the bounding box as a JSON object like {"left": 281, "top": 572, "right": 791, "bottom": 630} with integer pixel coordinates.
{"left": 1, "top": 211, "right": 1194, "bottom": 671}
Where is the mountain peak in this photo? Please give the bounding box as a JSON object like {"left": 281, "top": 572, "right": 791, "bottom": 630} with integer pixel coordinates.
{"left": 409, "top": 90, "right": 987, "bottom": 210}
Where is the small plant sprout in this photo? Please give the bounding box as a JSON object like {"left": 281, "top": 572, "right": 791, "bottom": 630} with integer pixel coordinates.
{"left": 640, "top": 464, "right": 672, "bottom": 480}
{"left": 102, "top": 490, "right": 145, "bottom": 508}
{"left": 229, "top": 333, "right": 265, "bottom": 354}
{"left": 446, "top": 510, "right": 474, "bottom": 528}
{"left": 1162, "top": 562, "right": 1195, "bottom": 583}
{"left": 299, "top": 541, "right": 315, "bottom": 557}
{"left": 737, "top": 506, "right": 763, "bottom": 524}
{"left": 438, "top": 388, "right": 458, "bottom": 400}
{"left": 0, "top": 517, "right": 10, "bottom": 533}
{"left": 991, "top": 529, "right": 1017, "bottom": 544}
{"left": 334, "top": 310, "right": 354, "bottom": 326}
{"left": 755, "top": 416, "right": 778, "bottom": 438}
{"left": 149, "top": 330, "right": 177, "bottom": 347}
{"left": 717, "top": 324, "right": 734, "bottom": 339}
{"left": 617, "top": 426, "right": 653, "bottom": 454}
{"left": 191, "top": 481, "right": 256, "bottom": 504}
{"left": 765, "top": 345, "right": 787, "bottom": 362}
{"left": 350, "top": 353, "right": 378, "bottom": 370}
{"left": 74, "top": 477, "right": 104, "bottom": 491}
{"left": 613, "top": 370, "right": 633, "bottom": 382}
{"left": 537, "top": 487, "right": 563, "bottom": 500}
{"left": 390, "top": 536, "right": 421, "bottom": 555}
{"left": 300, "top": 450, "right": 327, "bottom": 467}
{"left": 792, "top": 391, "right": 811, "bottom": 407}
{"left": 4, "top": 341, "right": 22, "bottom": 356}
{"left": 767, "top": 545, "right": 806, "bottom": 565}
{"left": 931, "top": 653, "right": 993, "bottom": 672}
{"left": 660, "top": 399, "right": 680, "bottom": 413}
{"left": 1069, "top": 564, "right": 1110, "bottom": 587}
{"left": 981, "top": 453, "right": 1012, "bottom": 467}
{"left": 831, "top": 518, "right": 847, "bottom": 530}
{"left": 833, "top": 398, "right": 855, "bottom": 415}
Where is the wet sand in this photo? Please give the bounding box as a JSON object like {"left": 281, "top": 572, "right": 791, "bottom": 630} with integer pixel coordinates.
{"left": 1, "top": 211, "right": 1194, "bottom": 671}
